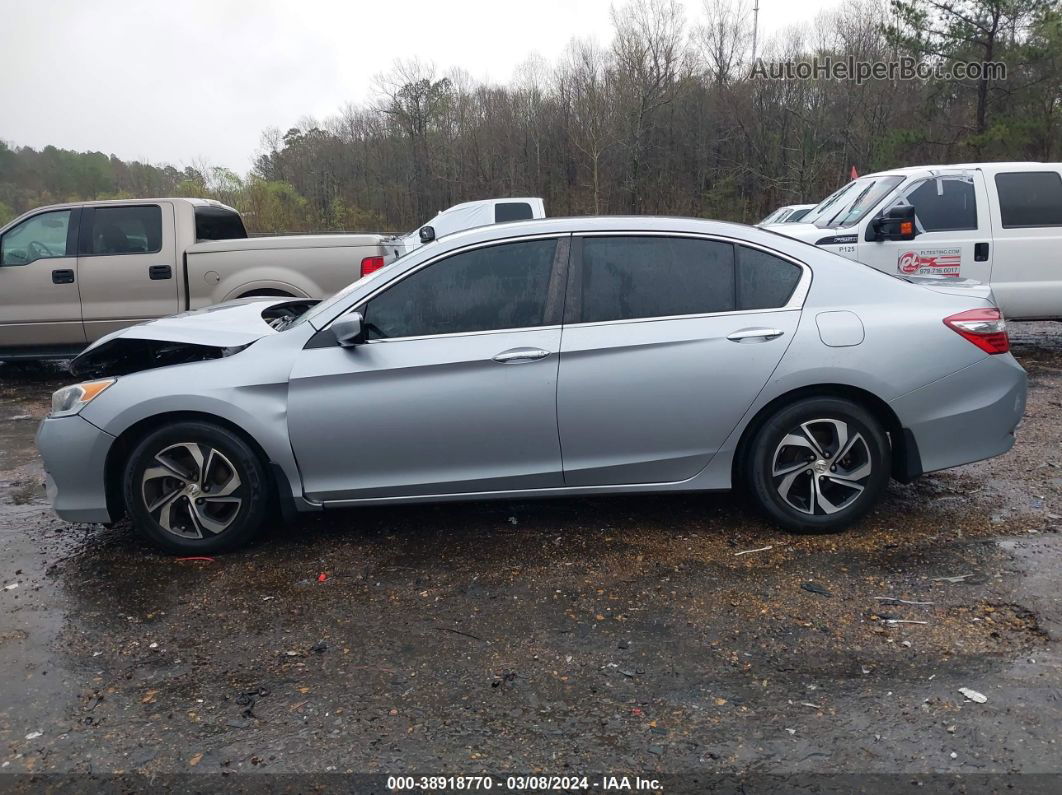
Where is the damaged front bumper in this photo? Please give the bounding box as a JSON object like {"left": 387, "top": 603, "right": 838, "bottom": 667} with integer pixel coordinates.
{"left": 36, "top": 414, "right": 116, "bottom": 524}
{"left": 68, "top": 298, "right": 316, "bottom": 379}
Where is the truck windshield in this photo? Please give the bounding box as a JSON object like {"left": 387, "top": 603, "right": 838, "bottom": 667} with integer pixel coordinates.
{"left": 813, "top": 176, "right": 904, "bottom": 229}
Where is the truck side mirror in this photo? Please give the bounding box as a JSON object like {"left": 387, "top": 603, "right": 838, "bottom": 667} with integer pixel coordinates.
{"left": 419, "top": 225, "right": 436, "bottom": 244}
{"left": 871, "top": 205, "right": 917, "bottom": 242}
{"left": 332, "top": 312, "right": 365, "bottom": 347}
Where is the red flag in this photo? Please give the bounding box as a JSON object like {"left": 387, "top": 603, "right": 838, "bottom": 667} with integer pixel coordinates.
{"left": 850, "top": 165, "right": 859, "bottom": 179}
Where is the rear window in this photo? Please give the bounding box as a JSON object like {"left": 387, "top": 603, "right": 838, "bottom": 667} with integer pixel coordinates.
{"left": 580, "top": 236, "right": 735, "bottom": 322}
{"left": 494, "top": 202, "right": 534, "bottom": 223}
{"left": 195, "top": 206, "right": 248, "bottom": 241}
{"left": 995, "top": 172, "right": 1062, "bottom": 228}
{"left": 84, "top": 205, "right": 162, "bottom": 255}
{"left": 738, "top": 246, "right": 803, "bottom": 309}
{"left": 577, "top": 236, "right": 803, "bottom": 323}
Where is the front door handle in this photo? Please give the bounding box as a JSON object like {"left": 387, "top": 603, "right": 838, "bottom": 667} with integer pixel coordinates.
{"left": 149, "top": 265, "right": 173, "bottom": 280}
{"left": 51, "top": 269, "right": 75, "bottom": 285}
{"left": 974, "top": 242, "right": 989, "bottom": 262}
{"left": 727, "top": 327, "right": 784, "bottom": 343}
{"left": 493, "top": 347, "right": 551, "bottom": 363}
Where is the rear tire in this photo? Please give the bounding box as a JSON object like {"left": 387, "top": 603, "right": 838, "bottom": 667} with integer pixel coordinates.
{"left": 744, "top": 397, "right": 890, "bottom": 532}
{"left": 123, "top": 421, "right": 270, "bottom": 554}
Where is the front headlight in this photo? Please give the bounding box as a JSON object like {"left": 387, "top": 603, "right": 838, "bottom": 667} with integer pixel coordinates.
{"left": 50, "top": 378, "right": 116, "bottom": 417}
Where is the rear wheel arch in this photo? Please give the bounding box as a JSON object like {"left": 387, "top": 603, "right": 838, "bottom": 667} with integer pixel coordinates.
{"left": 732, "top": 384, "right": 916, "bottom": 487}
{"left": 235, "top": 288, "right": 297, "bottom": 299}
{"left": 103, "top": 411, "right": 285, "bottom": 523}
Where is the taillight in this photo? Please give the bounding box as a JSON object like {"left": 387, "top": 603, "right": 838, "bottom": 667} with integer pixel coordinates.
{"left": 943, "top": 308, "right": 1009, "bottom": 354}
{"left": 360, "top": 256, "right": 385, "bottom": 277}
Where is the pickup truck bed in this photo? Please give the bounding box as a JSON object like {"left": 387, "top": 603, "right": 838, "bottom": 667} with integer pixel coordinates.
{"left": 185, "top": 234, "right": 387, "bottom": 310}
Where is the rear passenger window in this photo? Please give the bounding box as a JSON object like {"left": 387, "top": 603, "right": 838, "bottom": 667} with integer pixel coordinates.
{"left": 85, "top": 206, "right": 162, "bottom": 255}
{"left": 905, "top": 177, "right": 978, "bottom": 232}
{"left": 737, "top": 246, "right": 803, "bottom": 310}
{"left": 495, "top": 202, "right": 534, "bottom": 223}
{"left": 577, "top": 237, "right": 802, "bottom": 322}
{"left": 579, "top": 237, "right": 735, "bottom": 323}
{"left": 995, "top": 172, "right": 1062, "bottom": 228}
{"left": 364, "top": 238, "right": 556, "bottom": 339}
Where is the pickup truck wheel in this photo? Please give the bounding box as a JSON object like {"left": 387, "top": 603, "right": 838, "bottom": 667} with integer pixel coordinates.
{"left": 744, "top": 397, "right": 891, "bottom": 533}
{"left": 123, "top": 421, "right": 270, "bottom": 554}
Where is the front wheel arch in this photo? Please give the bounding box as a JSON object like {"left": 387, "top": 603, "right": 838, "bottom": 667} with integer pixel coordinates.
{"left": 732, "top": 384, "right": 916, "bottom": 489}
{"left": 104, "top": 411, "right": 283, "bottom": 524}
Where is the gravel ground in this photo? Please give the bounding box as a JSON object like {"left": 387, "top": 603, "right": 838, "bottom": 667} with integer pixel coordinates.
{"left": 1, "top": 324, "right": 1061, "bottom": 791}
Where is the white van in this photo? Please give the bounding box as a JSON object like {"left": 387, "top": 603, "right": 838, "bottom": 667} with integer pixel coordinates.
{"left": 768, "top": 163, "right": 1062, "bottom": 320}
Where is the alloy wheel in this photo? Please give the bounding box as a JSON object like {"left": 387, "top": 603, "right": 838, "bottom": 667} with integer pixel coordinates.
{"left": 770, "top": 418, "right": 872, "bottom": 516}
{"left": 140, "top": 442, "right": 244, "bottom": 539}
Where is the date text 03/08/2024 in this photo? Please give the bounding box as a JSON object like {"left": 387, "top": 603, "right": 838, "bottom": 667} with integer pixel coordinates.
{"left": 386, "top": 775, "right": 663, "bottom": 791}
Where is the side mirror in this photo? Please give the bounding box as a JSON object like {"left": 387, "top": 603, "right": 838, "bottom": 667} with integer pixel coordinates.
{"left": 870, "top": 204, "right": 917, "bottom": 242}
{"left": 332, "top": 312, "right": 364, "bottom": 347}
{"left": 419, "top": 225, "right": 436, "bottom": 244}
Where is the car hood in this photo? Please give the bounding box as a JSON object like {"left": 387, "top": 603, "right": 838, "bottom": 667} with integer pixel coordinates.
{"left": 763, "top": 223, "right": 824, "bottom": 243}
{"left": 70, "top": 298, "right": 318, "bottom": 379}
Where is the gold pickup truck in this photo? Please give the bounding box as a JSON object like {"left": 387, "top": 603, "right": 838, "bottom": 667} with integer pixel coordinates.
{"left": 0, "top": 198, "right": 394, "bottom": 361}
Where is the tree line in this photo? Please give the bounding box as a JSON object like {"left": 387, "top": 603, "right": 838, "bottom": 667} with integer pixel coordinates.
{"left": 1, "top": 0, "right": 1058, "bottom": 233}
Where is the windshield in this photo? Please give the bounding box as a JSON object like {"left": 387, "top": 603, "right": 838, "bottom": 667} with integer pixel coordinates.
{"left": 813, "top": 175, "right": 905, "bottom": 229}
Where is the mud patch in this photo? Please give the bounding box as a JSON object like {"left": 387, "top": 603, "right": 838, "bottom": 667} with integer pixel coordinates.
{"left": 1, "top": 325, "right": 1061, "bottom": 775}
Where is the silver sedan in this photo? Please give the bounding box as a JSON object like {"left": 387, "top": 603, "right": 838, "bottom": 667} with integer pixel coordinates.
{"left": 36, "top": 217, "right": 1026, "bottom": 553}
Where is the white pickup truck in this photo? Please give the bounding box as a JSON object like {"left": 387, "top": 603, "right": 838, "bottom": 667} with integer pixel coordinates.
{"left": 0, "top": 196, "right": 546, "bottom": 361}
{"left": 385, "top": 197, "right": 546, "bottom": 259}
{"left": 768, "top": 162, "right": 1062, "bottom": 320}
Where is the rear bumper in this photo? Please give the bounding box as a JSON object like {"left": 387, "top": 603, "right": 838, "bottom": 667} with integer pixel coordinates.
{"left": 890, "top": 354, "right": 1026, "bottom": 475}
{"left": 36, "top": 415, "right": 116, "bottom": 524}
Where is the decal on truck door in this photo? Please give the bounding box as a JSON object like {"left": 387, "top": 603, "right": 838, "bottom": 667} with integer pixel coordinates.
{"left": 897, "top": 247, "right": 961, "bottom": 277}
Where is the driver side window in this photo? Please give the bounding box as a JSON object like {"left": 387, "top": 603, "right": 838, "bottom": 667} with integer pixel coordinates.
{"left": 362, "top": 238, "right": 558, "bottom": 339}
{"left": 0, "top": 210, "right": 73, "bottom": 266}
{"left": 893, "top": 177, "right": 978, "bottom": 233}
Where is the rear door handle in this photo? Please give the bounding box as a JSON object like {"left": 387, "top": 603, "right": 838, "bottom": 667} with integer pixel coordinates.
{"left": 51, "top": 269, "right": 75, "bottom": 285}
{"left": 493, "top": 347, "right": 550, "bottom": 363}
{"left": 727, "top": 327, "right": 784, "bottom": 343}
{"left": 149, "top": 265, "right": 173, "bottom": 280}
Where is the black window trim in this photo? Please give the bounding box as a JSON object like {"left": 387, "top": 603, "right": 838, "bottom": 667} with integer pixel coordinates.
{"left": 77, "top": 203, "right": 165, "bottom": 257}
{"left": 565, "top": 231, "right": 811, "bottom": 328}
{"left": 308, "top": 233, "right": 573, "bottom": 347}
{"left": 0, "top": 207, "right": 81, "bottom": 266}
{"left": 994, "top": 170, "right": 1062, "bottom": 229}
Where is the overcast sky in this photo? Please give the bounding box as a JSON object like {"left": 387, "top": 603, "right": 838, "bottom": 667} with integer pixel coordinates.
{"left": 0, "top": 0, "right": 841, "bottom": 173}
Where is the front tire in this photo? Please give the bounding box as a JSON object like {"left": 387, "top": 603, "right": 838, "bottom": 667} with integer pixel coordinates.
{"left": 123, "top": 421, "right": 270, "bottom": 554}
{"left": 745, "top": 397, "right": 890, "bottom": 532}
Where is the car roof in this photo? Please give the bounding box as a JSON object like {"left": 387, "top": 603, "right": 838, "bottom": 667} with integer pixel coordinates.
{"left": 443, "top": 197, "right": 543, "bottom": 211}
{"left": 862, "top": 162, "right": 1062, "bottom": 179}
{"left": 425, "top": 215, "right": 815, "bottom": 259}
{"left": 18, "top": 197, "right": 238, "bottom": 213}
